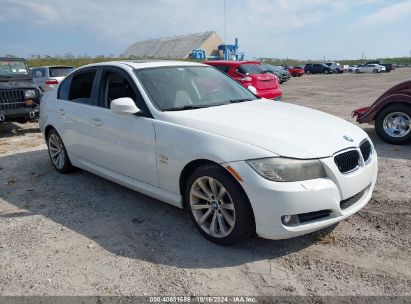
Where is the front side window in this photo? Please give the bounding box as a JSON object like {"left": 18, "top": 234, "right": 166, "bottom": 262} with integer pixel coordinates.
{"left": 135, "top": 66, "right": 257, "bottom": 111}
{"left": 69, "top": 70, "right": 96, "bottom": 103}
{"left": 101, "top": 71, "right": 137, "bottom": 108}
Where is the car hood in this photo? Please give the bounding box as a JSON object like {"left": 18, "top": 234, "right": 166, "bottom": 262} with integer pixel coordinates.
{"left": 162, "top": 100, "right": 369, "bottom": 159}
{"left": 0, "top": 79, "right": 37, "bottom": 90}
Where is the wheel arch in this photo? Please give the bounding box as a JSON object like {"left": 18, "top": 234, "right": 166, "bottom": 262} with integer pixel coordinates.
{"left": 375, "top": 101, "right": 411, "bottom": 121}
{"left": 44, "top": 124, "right": 57, "bottom": 140}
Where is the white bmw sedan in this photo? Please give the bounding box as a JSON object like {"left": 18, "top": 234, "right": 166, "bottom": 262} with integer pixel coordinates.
{"left": 40, "top": 61, "right": 378, "bottom": 245}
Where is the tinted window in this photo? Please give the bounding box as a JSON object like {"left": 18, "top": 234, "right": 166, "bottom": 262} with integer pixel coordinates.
{"left": 58, "top": 76, "right": 71, "bottom": 100}
{"left": 49, "top": 67, "right": 74, "bottom": 77}
{"left": 69, "top": 70, "right": 96, "bottom": 102}
{"left": 238, "top": 64, "right": 264, "bottom": 74}
{"left": 101, "top": 71, "right": 137, "bottom": 108}
{"left": 212, "top": 65, "right": 230, "bottom": 73}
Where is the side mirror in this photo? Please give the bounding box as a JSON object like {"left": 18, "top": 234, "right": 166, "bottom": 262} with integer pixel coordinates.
{"left": 110, "top": 97, "right": 140, "bottom": 115}
{"left": 235, "top": 69, "right": 246, "bottom": 77}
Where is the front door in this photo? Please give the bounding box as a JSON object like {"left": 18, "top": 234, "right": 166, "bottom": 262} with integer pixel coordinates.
{"left": 88, "top": 68, "right": 158, "bottom": 186}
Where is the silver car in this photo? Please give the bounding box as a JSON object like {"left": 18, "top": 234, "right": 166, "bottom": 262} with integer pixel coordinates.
{"left": 31, "top": 66, "right": 74, "bottom": 91}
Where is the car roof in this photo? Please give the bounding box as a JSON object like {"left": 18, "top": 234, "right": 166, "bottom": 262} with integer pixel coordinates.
{"left": 81, "top": 60, "right": 205, "bottom": 70}
{"left": 32, "top": 65, "right": 74, "bottom": 68}
{"left": 204, "top": 60, "right": 260, "bottom": 66}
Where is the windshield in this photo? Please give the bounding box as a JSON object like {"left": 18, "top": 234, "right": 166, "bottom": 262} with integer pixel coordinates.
{"left": 0, "top": 60, "right": 29, "bottom": 77}
{"left": 49, "top": 67, "right": 74, "bottom": 77}
{"left": 135, "top": 66, "right": 257, "bottom": 111}
{"left": 238, "top": 63, "right": 265, "bottom": 74}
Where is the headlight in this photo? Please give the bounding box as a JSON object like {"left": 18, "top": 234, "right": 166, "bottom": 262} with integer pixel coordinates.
{"left": 247, "top": 157, "right": 326, "bottom": 182}
{"left": 24, "top": 90, "right": 36, "bottom": 99}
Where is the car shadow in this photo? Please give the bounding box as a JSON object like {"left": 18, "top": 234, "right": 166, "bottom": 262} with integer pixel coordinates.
{"left": 0, "top": 121, "right": 40, "bottom": 138}
{"left": 0, "top": 149, "right": 332, "bottom": 270}
{"left": 362, "top": 126, "right": 411, "bottom": 160}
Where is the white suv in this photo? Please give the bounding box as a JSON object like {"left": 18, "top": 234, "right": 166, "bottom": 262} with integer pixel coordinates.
{"left": 40, "top": 61, "right": 378, "bottom": 245}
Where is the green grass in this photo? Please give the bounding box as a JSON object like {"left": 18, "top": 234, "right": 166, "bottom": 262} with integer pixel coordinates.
{"left": 26, "top": 56, "right": 411, "bottom": 68}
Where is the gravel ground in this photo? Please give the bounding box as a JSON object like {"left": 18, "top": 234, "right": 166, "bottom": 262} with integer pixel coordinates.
{"left": 0, "top": 68, "right": 410, "bottom": 296}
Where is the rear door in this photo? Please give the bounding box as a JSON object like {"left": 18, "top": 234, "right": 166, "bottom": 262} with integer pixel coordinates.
{"left": 56, "top": 68, "right": 98, "bottom": 161}
{"left": 88, "top": 67, "right": 158, "bottom": 186}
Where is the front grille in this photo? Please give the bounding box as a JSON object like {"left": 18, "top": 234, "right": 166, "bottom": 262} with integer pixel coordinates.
{"left": 340, "top": 188, "right": 367, "bottom": 210}
{"left": 298, "top": 210, "right": 332, "bottom": 224}
{"left": 360, "top": 140, "right": 372, "bottom": 163}
{"left": 0, "top": 90, "right": 25, "bottom": 110}
{"left": 334, "top": 150, "right": 360, "bottom": 173}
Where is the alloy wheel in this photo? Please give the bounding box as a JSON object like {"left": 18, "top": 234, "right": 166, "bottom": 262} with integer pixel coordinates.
{"left": 48, "top": 133, "right": 66, "bottom": 170}
{"left": 189, "top": 176, "right": 236, "bottom": 238}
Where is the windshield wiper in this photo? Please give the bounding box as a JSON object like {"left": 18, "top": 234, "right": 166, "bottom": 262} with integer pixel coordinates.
{"left": 164, "top": 105, "right": 209, "bottom": 111}
{"left": 229, "top": 98, "right": 253, "bottom": 103}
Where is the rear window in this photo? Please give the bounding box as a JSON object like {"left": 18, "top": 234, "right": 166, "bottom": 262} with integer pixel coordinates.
{"left": 49, "top": 67, "right": 74, "bottom": 77}
{"left": 238, "top": 64, "right": 264, "bottom": 75}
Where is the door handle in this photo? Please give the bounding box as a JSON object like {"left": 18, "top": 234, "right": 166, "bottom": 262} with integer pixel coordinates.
{"left": 92, "top": 118, "right": 103, "bottom": 127}
{"left": 58, "top": 109, "right": 65, "bottom": 116}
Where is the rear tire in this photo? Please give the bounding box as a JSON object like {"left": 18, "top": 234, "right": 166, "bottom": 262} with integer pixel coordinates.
{"left": 375, "top": 104, "right": 411, "bottom": 145}
{"left": 373, "top": 69, "right": 378, "bottom": 73}
{"left": 185, "top": 165, "right": 255, "bottom": 245}
{"left": 324, "top": 70, "right": 329, "bottom": 74}
{"left": 47, "top": 129, "right": 73, "bottom": 173}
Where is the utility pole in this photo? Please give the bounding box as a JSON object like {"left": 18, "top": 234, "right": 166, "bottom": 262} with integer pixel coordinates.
{"left": 224, "top": 0, "right": 227, "bottom": 44}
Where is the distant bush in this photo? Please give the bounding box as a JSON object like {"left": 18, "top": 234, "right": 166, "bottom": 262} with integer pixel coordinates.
{"left": 26, "top": 56, "right": 411, "bottom": 68}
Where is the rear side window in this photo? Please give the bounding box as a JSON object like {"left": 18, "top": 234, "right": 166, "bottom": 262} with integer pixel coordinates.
{"left": 32, "top": 68, "right": 46, "bottom": 78}
{"left": 49, "top": 67, "right": 74, "bottom": 77}
{"left": 212, "top": 65, "right": 230, "bottom": 74}
{"left": 58, "top": 76, "right": 71, "bottom": 100}
{"left": 69, "top": 71, "right": 96, "bottom": 102}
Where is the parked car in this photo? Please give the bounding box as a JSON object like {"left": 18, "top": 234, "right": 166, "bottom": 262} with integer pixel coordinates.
{"left": 32, "top": 65, "right": 75, "bottom": 92}
{"left": 351, "top": 64, "right": 386, "bottom": 74}
{"left": 352, "top": 80, "right": 411, "bottom": 144}
{"left": 40, "top": 60, "right": 378, "bottom": 244}
{"left": 0, "top": 57, "right": 41, "bottom": 123}
{"left": 304, "top": 63, "right": 334, "bottom": 74}
{"left": 348, "top": 65, "right": 358, "bottom": 73}
{"left": 366, "top": 60, "right": 394, "bottom": 72}
{"left": 325, "top": 62, "right": 344, "bottom": 73}
{"left": 261, "top": 64, "right": 290, "bottom": 83}
{"left": 205, "top": 60, "right": 282, "bottom": 100}
{"left": 283, "top": 65, "right": 304, "bottom": 77}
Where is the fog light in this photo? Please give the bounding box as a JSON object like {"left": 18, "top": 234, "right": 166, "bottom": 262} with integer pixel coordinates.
{"left": 281, "top": 215, "right": 299, "bottom": 226}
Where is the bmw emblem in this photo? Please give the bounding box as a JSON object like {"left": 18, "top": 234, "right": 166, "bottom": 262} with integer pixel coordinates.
{"left": 343, "top": 135, "right": 354, "bottom": 142}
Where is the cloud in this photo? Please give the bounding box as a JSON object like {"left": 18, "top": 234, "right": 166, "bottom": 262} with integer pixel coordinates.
{"left": 361, "top": 1, "right": 411, "bottom": 26}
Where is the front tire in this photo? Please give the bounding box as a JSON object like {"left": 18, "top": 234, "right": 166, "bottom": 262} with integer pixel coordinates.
{"left": 185, "top": 165, "right": 254, "bottom": 245}
{"left": 373, "top": 69, "right": 378, "bottom": 73}
{"left": 375, "top": 104, "right": 411, "bottom": 145}
{"left": 47, "top": 129, "right": 73, "bottom": 173}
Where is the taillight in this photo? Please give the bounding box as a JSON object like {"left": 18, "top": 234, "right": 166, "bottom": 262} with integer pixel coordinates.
{"left": 239, "top": 76, "right": 252, "bottom": 82}
{"left": 45, "top": 79, "right": 59, "bottom": 85}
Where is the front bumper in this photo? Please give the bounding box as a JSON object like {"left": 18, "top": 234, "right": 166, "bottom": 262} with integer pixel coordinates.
{"left": 0, "top": 107, "right": 39, "bottom": 122}
{"left": 257, "top": 88, "right": 282, "bottom": 100}
{"left": 224, "top": 148, "right": 378, "bottom": 240}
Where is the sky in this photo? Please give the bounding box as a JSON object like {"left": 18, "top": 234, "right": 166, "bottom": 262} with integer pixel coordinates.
{"left": 0, "top": 0, "right": 410, "bottom": 60}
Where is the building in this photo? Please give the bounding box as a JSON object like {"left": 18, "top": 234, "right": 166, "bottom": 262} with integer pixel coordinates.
{"left": 122, "top": 31, "right": 223, "bottom": 59}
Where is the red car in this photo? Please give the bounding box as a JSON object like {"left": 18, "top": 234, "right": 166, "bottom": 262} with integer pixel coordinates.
{"left": 204, "top": 60, "right": 282, "bottom": 100}
{"left": 285, "top": 66, "right": 304, "bottom": 77}
{"left": 352, "top": 80, "right": 411, "bottom": 145}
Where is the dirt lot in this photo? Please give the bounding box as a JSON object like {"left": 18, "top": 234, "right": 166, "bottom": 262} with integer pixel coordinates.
{"left": 0, "top": 69, "right": 410, "bottom": 296}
